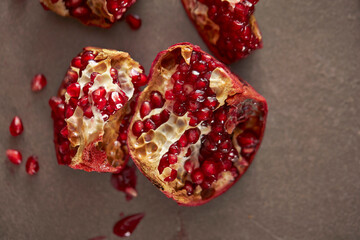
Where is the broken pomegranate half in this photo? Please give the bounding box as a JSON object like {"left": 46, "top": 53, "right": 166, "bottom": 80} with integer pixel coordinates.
{"left": 49, "top": 47, "right": 147, "bottom": 173}
{"left": 181, "top": 0, "right": 262, "bottom": 64}
{"left": 40, "top": 0, "right": 137, "bottom": 28}
{"left": 127, "top": 43, "right": 267, "bottom": 205}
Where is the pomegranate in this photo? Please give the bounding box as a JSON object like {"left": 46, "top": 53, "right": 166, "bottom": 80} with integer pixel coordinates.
{"left": 6, "top": 149, "right": 23, "bottom": 165}
{"left": 111, "top": 165, "right": 137, "bottom": 200}
{"left": 128, "top": 43, "right": 267, "bottom": 206}
{"left": 9, "top": 116, "right": 24, "bottom": 137}
{"left": 126, "top": 14, "right": 141, "bottom": 30}
{"left": 49, "top": 47, "right": 147, "bottom": 173}
{"left": 39, "top": 0, "right": 137, "bottom": 28}
{"left": 31, "top": 74, "right": 47, "bottom": 92}
{"left": 113, "top": 213, "right": 145, "bottom": 237}
{"left": 26, "top": 156, "right": 40, "bottom": 175}
{"left": 181, "top": 0, "right": 262, "bottom": 64}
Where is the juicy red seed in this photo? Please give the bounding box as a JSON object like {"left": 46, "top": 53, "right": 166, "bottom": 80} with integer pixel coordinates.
{"left": 113, "top": 214, "right": 145, "bottom": 238}
{"left": 71, "top": 56, "right": 82, "bottom": 68}
{"left": 90, "top": 72, "right": 99, "bottom": 82}
{"left": 160, "top": 109, "right": 170, "bottom": 122}
{"left": 71, "top": 6, "right": 90, "bottom": 18}
{"left": 82, "top": 82, "right": 93, "bottom": 95}
{"left": 164, "top": 169, "right": 177, "bottom": 182}
{"left": 65, "top": 0, "right": 82, "bottom": 8}
{"left": 132, "top": 120, "right": 144, "bottom": 137}
{"left": 165, "top": 90, "right": 174, "bottom": 100}
{"left": 191, "top": 169, "right": 204, "bottom": 185}
{"left": 109, "top": 91, "right": 126, "bottom": 110}
{"left": 220, "top": 140, "right": 232, "bottom": 153}
{"left": 230, "top": 167, "right": 239, "bottom": 178}
{"left": 189, "top": 116, "right": 198, "bottom": 126}
{"left": 197, "top": 108, "right": 212, "bottom": 121}
{"left": 49, "top": 96, "right": 63, "bottom": 111}
{"left": 81, "top": 51, "right": 95, "bottom": 66}
{"left": 169, "top": 143, "right": 180, "bottom": 155}
{"left": 203, "top": 96, "right": 218, "bottom": 109}
{"left": 92, "top": 87, "right": 106, "bottom": 103}
{"left": 184, "top": 181, "right": 194, "bottom": 196}
{"left": 185, "top": 148, "right": 192, "bottom": 157}
{"left": 83, "top": 106, "right": 93, "bottom": 118}
{"left": 201, "top": 177, "right": 215, "bottom": 189}
{"left": 186, "top": 128, "right": 200, "bottom": 144}
{"left": 67, "top": 83, "right": 80, "bottom": 98}
{"left": 65, "top": 106, "right": 75, "bottom": 118}
{"left": 31, "top": 74, "right": 47, "bottom": 92}
{"left": 95, "top": 98, "right": 107, "bottom": 110}
{"left": 66, "top": 70, "right": 78, "bottom": 83}
{"left": 126, "top": 14, "right": 142, "bottom": 30}
{"left": 110, "top": 68, "right": 118, "bottom": 82}
{"left": 158, "top": 154, "right": 169, "bottom": 174}
{"left": 221, "top": 160, "right": 233, "bottom": 171}
{"left": 173, "top": 101, "right": 187, "bottom": 116}
{"left": 26, "top": 156, "right": 39, "bottom": 175}
{"left": 60, "top": 126, "right": 68, "bottom": 138}
{"left": 54, "top": 104, "right": 65, "bottom": 118}
{"left": 107, "top": 1, "right": 120, "bottom": 14}
{"left": 184, "top": 160, "right": 194, "bottom": 173}
{"left": 201, "top": 160, "right": 218, "bottom": 177}
{"left": 9, "top": 116, "right": 24, "bottom": 137}
{"left": 168, "top": 154, "right": 177, "bottom": 164}
{"left": 237, "top": 131, "right": 258, "bottom": 147}
{"left": 58, "top": 141, "right": 70, "bottom": 154}
{"left": 150, "top": 91, "right": 164, "bottom": 108}
{"left": 69, "top": 97, "right": 78, "bottom": 108}
{"left": 150, "top": 114, "right": 161, "bottom": 126}
{"left": 195, "top": 78, "right": 209, "bottom": 89}
{"left": 188, "top": 70, "right": 200, "bottom": 82}
{"left": 178, "top": 134, "right": 188, "bottom": 147}
{"left": 144, "top": 119, "right": 156, "bottom": 132}
{"left": 188, "top": 101, "right": 200, "bottom": 112}
{"left": 6, "top": 149, "right": 22, "bottom": 165}
{"left": 78, "top": 96, "right": 89, "bottom": 107}
{"left": 140, "top": 101, "right": 152, "bottom": 118}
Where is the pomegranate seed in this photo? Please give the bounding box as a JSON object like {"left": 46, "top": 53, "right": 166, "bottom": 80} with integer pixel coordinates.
{"left": 173, "top": 101, "right": 187, "bottom": 116}
{"left": 65, "top": 106, "right": 75, "bottom": 118}
{"left": 126, "top": 14, "right": 142, "bottom": 30}
{"left": 71, "top": 6, "right": 90, "bottom": 18}
{"left": 185, "top": 148, "right": 192, "bottom": 157}
{"left": 92, "top": 87, "right": 106, "bottom": 103}
{"left": 49, "top": 96, "right": 63, "bottom": 111}
{"left": 109, "top": 91, "right": 126, "bottom": 110}
{"left": 201, "top": 160, "right": 218, "bottom": 177}
{"left": 81, "top": 51, "right": 95, "bottom": 66}
{"left": 164, "top": 169, "right": 177, "bottom": 182}
{"left": 184, "top": 181, "right": 194, "bottom": 196}
{"left": 83, "top": 105, "right": 93, "bottom": 118}
{"left": 195, "top": 78, "right": 209, "bottom": 89}
{"left": 58, "top": 141, "right": 70, "bottom": 154}
{"left": 150, "top": 114, "right": 161, "bottom": 126}
{"left": 26, "top": 156, "right": 39, "bottom": 175}
{"left": 158, "top": 154, "right": 169, "bottom": 174}
{"left": 82, "top": 82, "right": 93, "bottom": 95}
{"left": 165, "top": 90, "right": 174, "bottom": 100}
{"left": 169, "top": 143, "right": 180, "bottom": 155}
{"left": 78, "top": 96, "right": 89, "bottom": 108}
{"left": 140, "top": 101, "right": 152, "bottom": 118}
{"left": 197, "top": 108, "right": 212, "bottom": 121}
{"left": 6, "top": 149, "right": 22, "bottom": 165}
{"left": 191, "top": 168, "right": 204, "bottom": 185}
{"left": 168, "top": 154, "right": 177, "bottom": 164}
{"left": 60, "top": 127, "right": 68, "bottom": 138}
{"left": 113, "top": 213, "right": 145, "bottom": 238}
{"left": 150, "top": 91, "right": 164, "bottom": 108}
{"left": 186, "top": 128, "right": 200, "bottom": 144}
{"left": 66, "top": 70, "right": 78, "bottom": 83}
{"left": 178, "top": 134, "right": 188, "bottom": 147}
{"left": 203, "top": 96, "right": 218, "bottom": 110}
{"left": 132, "top": 73, "right": 148, "bottom": 87}
{"left": 90, "top": 72, "right": 99, "bottom": 82}
{"left": 71, "top": 56, "right": 82, "bottom": 68}
{"left": 237, "top": 131, "right": 258, "bottom": 147}
{"left": 9, "top": 116, "right": 24, "bottom": 136}
{"left": 144, "top": 119, "right": 156, "bottom": 132}
{"left": 132, "top": 120, "right": 144, "bottom": 137}
{"left": 67, "top": 83, "right": 80, "bottom": 98}
{"left": 160, "top": 109, "right": 170, "bottom": 122}
{"left": 184, "top": 160, "right": 194, "bottom": 173}
{"left": 65, "top": 0, "right": 82, "bottom": 8}
{"left": 31, "top": 74, "right": 47, "bottom": 92}
{"left": 69, "top": 97, "right": 78, "bottom": 108}
{"left": 110, "top": 68, "right": 118, "bottom": 82}
{"left": 201, "top": 176, "right": 215, "bottom": 189}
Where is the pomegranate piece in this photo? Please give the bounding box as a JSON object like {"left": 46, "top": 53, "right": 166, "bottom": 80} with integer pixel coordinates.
{"left": 39, "top": 0, "right": 137, "bottom": 28}
{"left": 49, "top": 47, "right": 147, "bottom": 173}
{"left": 6, "top": 149, "right": 23, "bottom": 165}
{"left": 26, "top": 156, "right": 40, "bottom": 175}
{"left": 128, "top": 43, "right": 267, "bottom": 206}
{"left": 181, "top": 0, "right": 262, "bottom": 64}
{"left": 31, "top": 74, "right": 47, "bottom": 92}
{"left": 9, "top": 116, "right": 24, "bottom": 137}
{"left": 126, "top": 14, "right": 142, "bottom": 30}
{"left": 113, "top": 213, "right": 145, "bottom": 237}
{"left": 111, "top": 165, "right": 137, "bottom": 201}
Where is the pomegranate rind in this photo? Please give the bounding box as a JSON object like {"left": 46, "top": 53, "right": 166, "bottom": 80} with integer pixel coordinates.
{"left": 181, "top": 0, "right": 262, "bottom": 64}
{"left": 51, "top": 47, "right": 144, "bottom": 173}
{"left": 128, "top": 43, "right": 267, "bottom": 206}
{"left": 40, "top": 0, "right": 136, "bottom": 28}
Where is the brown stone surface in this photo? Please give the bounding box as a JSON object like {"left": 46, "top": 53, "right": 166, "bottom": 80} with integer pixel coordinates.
{"left": 0, "top": 0, "right": 359, "bottom": 239}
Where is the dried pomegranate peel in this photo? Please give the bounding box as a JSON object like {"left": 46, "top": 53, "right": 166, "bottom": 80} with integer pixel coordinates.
{"left": 128, "top": 43, "right": 268, "bottom": 206}
{"left": 50, "top": 47, "right": 147, "bottom": 173}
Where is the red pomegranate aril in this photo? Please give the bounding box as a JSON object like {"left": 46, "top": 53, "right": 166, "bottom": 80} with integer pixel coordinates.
{"left": 126, "top": 14, "right": 142, "bottom": 30}
{"left": 160, "top": 109, "right": 170, "bottom": 122}
{"left": 165, "top": 90, "right": 175, "bottom": 100}
{"left": 9, "top": 116, "right": 24, "bottom": 137}
{"left": 67, "top": 83, "right": 80, "bottom": 98}
{"left": 158, "top": 154, "right": 169, "bottom": 174}
{"left": 31, "top": 74, "right": 47, "bottom": 92}
{"left": 82, "top": 82, "right": 93, "bottom": 95}
{"left": 164, "top": 169, "right": 177, "bottom": 182}
{"left": 237, "top": 131, "right": 259, "bottom": 147}
{"left": 132, "top": 73, "right": 148, "bottom": 87}
{"left": 169, "top": 143, "right": 180, "bottom": 155}
{"left": 186, "top": 128, "right": 200, "bottom": 144}
{"left": 197, "top": 108, "right": 212, "bottom": 121}
{"left": 150, "top": 114, "right": 161, "bottom": 126}
{"left": 191, "top": 168, "right": 204, "bottom": 185}
{"left": 49, "top": 96, "right": 63, "bottom": 111}
{"left": 6, "top": 149, "right": 22, "bottom": 165}
{"left": 144, "top": 119, "right": 156, "bottom": 132}
{"left": 132, "top": 120, "right": 144, "bottom": 137}
{"left": 109, "top": 91, "right": 125, "bottom": 110}
{"left": 201, "top": 176, "right": 215, "bottom": 189}
{"left": 201, "top": 160, "right": 218, "bottom": 177}
{"left": 110, "top": 68, "right": 118, "bottom": 82}
{"left": 66, "top": 70, "right": 78, "bottom": 83}
{"left": 82, "top": 105, "right": 93, "bottom": 118}
{"left": 71, "top": 6, "right": 90, "bottom": 18}
{"left": 184, "top": 160, "right": 194, "bottom": 173}
{"left": 60, "top": 126, "right": 68, "bottom": 138}
{"left": 90, "top": 72, "right": 100, "bottom": 82}
{"left": 178, "top": 134, "right": 188, "bottom": 147}
{"left": 59, "top": 141, "right": 70, "bottom": 154}
{"left": 113, "top": 213, "right": 145, "bottom": 238}
{"left": 69, "top": 97, "right": 78, "bottom": 108}
{"left": 173, "top": 101, "right": 187, "bottom": 116}
{"left": 26, "top": 156, "right": 39, "bottom": 175}
{"left": 65, "top": 106, "right": 75, "bottom": 118}
{"left": 195, "top": 78, "right": 209, "bottom": 89}
{"left": 168, "top": 154, "right": 177, "bottom": 164}
{"left": 185, "top": 148, "right": 192, "bottom": 157}
{"left": 111, "top": 165, "right": 138, "bottom": 201}
{"left": 150, "top": 91, "right": 164, "bottom": 108}
{"left": 140, "top": 101, "right": 152, "bottom": 118}
{"left": 81, "top": 51, "right": 95, "bottom": 66}
{"left": 65, "top": 0, "right": 82, "bottom": 8}
{"left": 78, "top": 96, "right": 89, "bottom": 107}
{"left": 184, "top": 181, "right": 194, "bottom": 196}
{"left": 204, "top": 96, "right": 218, "bottom": 109}
{"left": 92, "top": 87, "right": 106, "bottom": 102}
{"left": 71, "top": 56, "right": 82, "bottom": 68}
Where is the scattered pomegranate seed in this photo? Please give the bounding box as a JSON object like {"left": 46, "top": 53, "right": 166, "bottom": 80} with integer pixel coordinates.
{"left": 126, "top": 14, "right": 142, "bottom": 30}
{"left": 31, "top": 74, "right": 47, "bottom": 92}
{"left": 9, "top": 116, "right": 24, "bottom": 137}
{"left": 6, "top": 149, "right": 22, "bottom": 165}
{"left": 111, "top": 165, "right": 137, "bottom": 201}
{"left": 113, "top": 213, "right": 145, "bottom": 237}
{"left": 140, "top": 101, "right": 152, "bottom": 118}
{"left": 26, "top": 156, "right": 39, "bottom": 175}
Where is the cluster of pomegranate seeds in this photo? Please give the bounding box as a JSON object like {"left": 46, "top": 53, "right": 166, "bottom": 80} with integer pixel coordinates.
{"left": 25, "top": 156, "right": 40, "bottom": 175}
{"left": 113, "top": 213, "right": 145, "bottom": 238}
{"left": 111, "top": 165, "right": 138, "bottom": 201}
{"left": 31, "top": 74, "right": 47, "bottom": 92}
{"left": 107, "top": 0, "right": 136, "bottom": 20}
{"left": 6, "top": 149, "right": 23, "bottom": 165}
{"left": 63, "top": 0, "right": 91, "bottom": 19}
{"left": 9, "top": 116, "right": 24, "bottom": 137}
{"left": 126, "top": 14, "right": 142, "bottom": 30}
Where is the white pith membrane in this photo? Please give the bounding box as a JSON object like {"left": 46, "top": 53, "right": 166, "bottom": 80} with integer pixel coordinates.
{"left": 128, "top": 44, "right": 266, "bottom": 204}
{"left": 63, "top": 50, "right": 141, "bottom": 168}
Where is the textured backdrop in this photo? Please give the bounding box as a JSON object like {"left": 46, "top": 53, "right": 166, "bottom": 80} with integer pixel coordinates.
{"left": 0, "top": 0, "right": 359, "bottom": 239}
